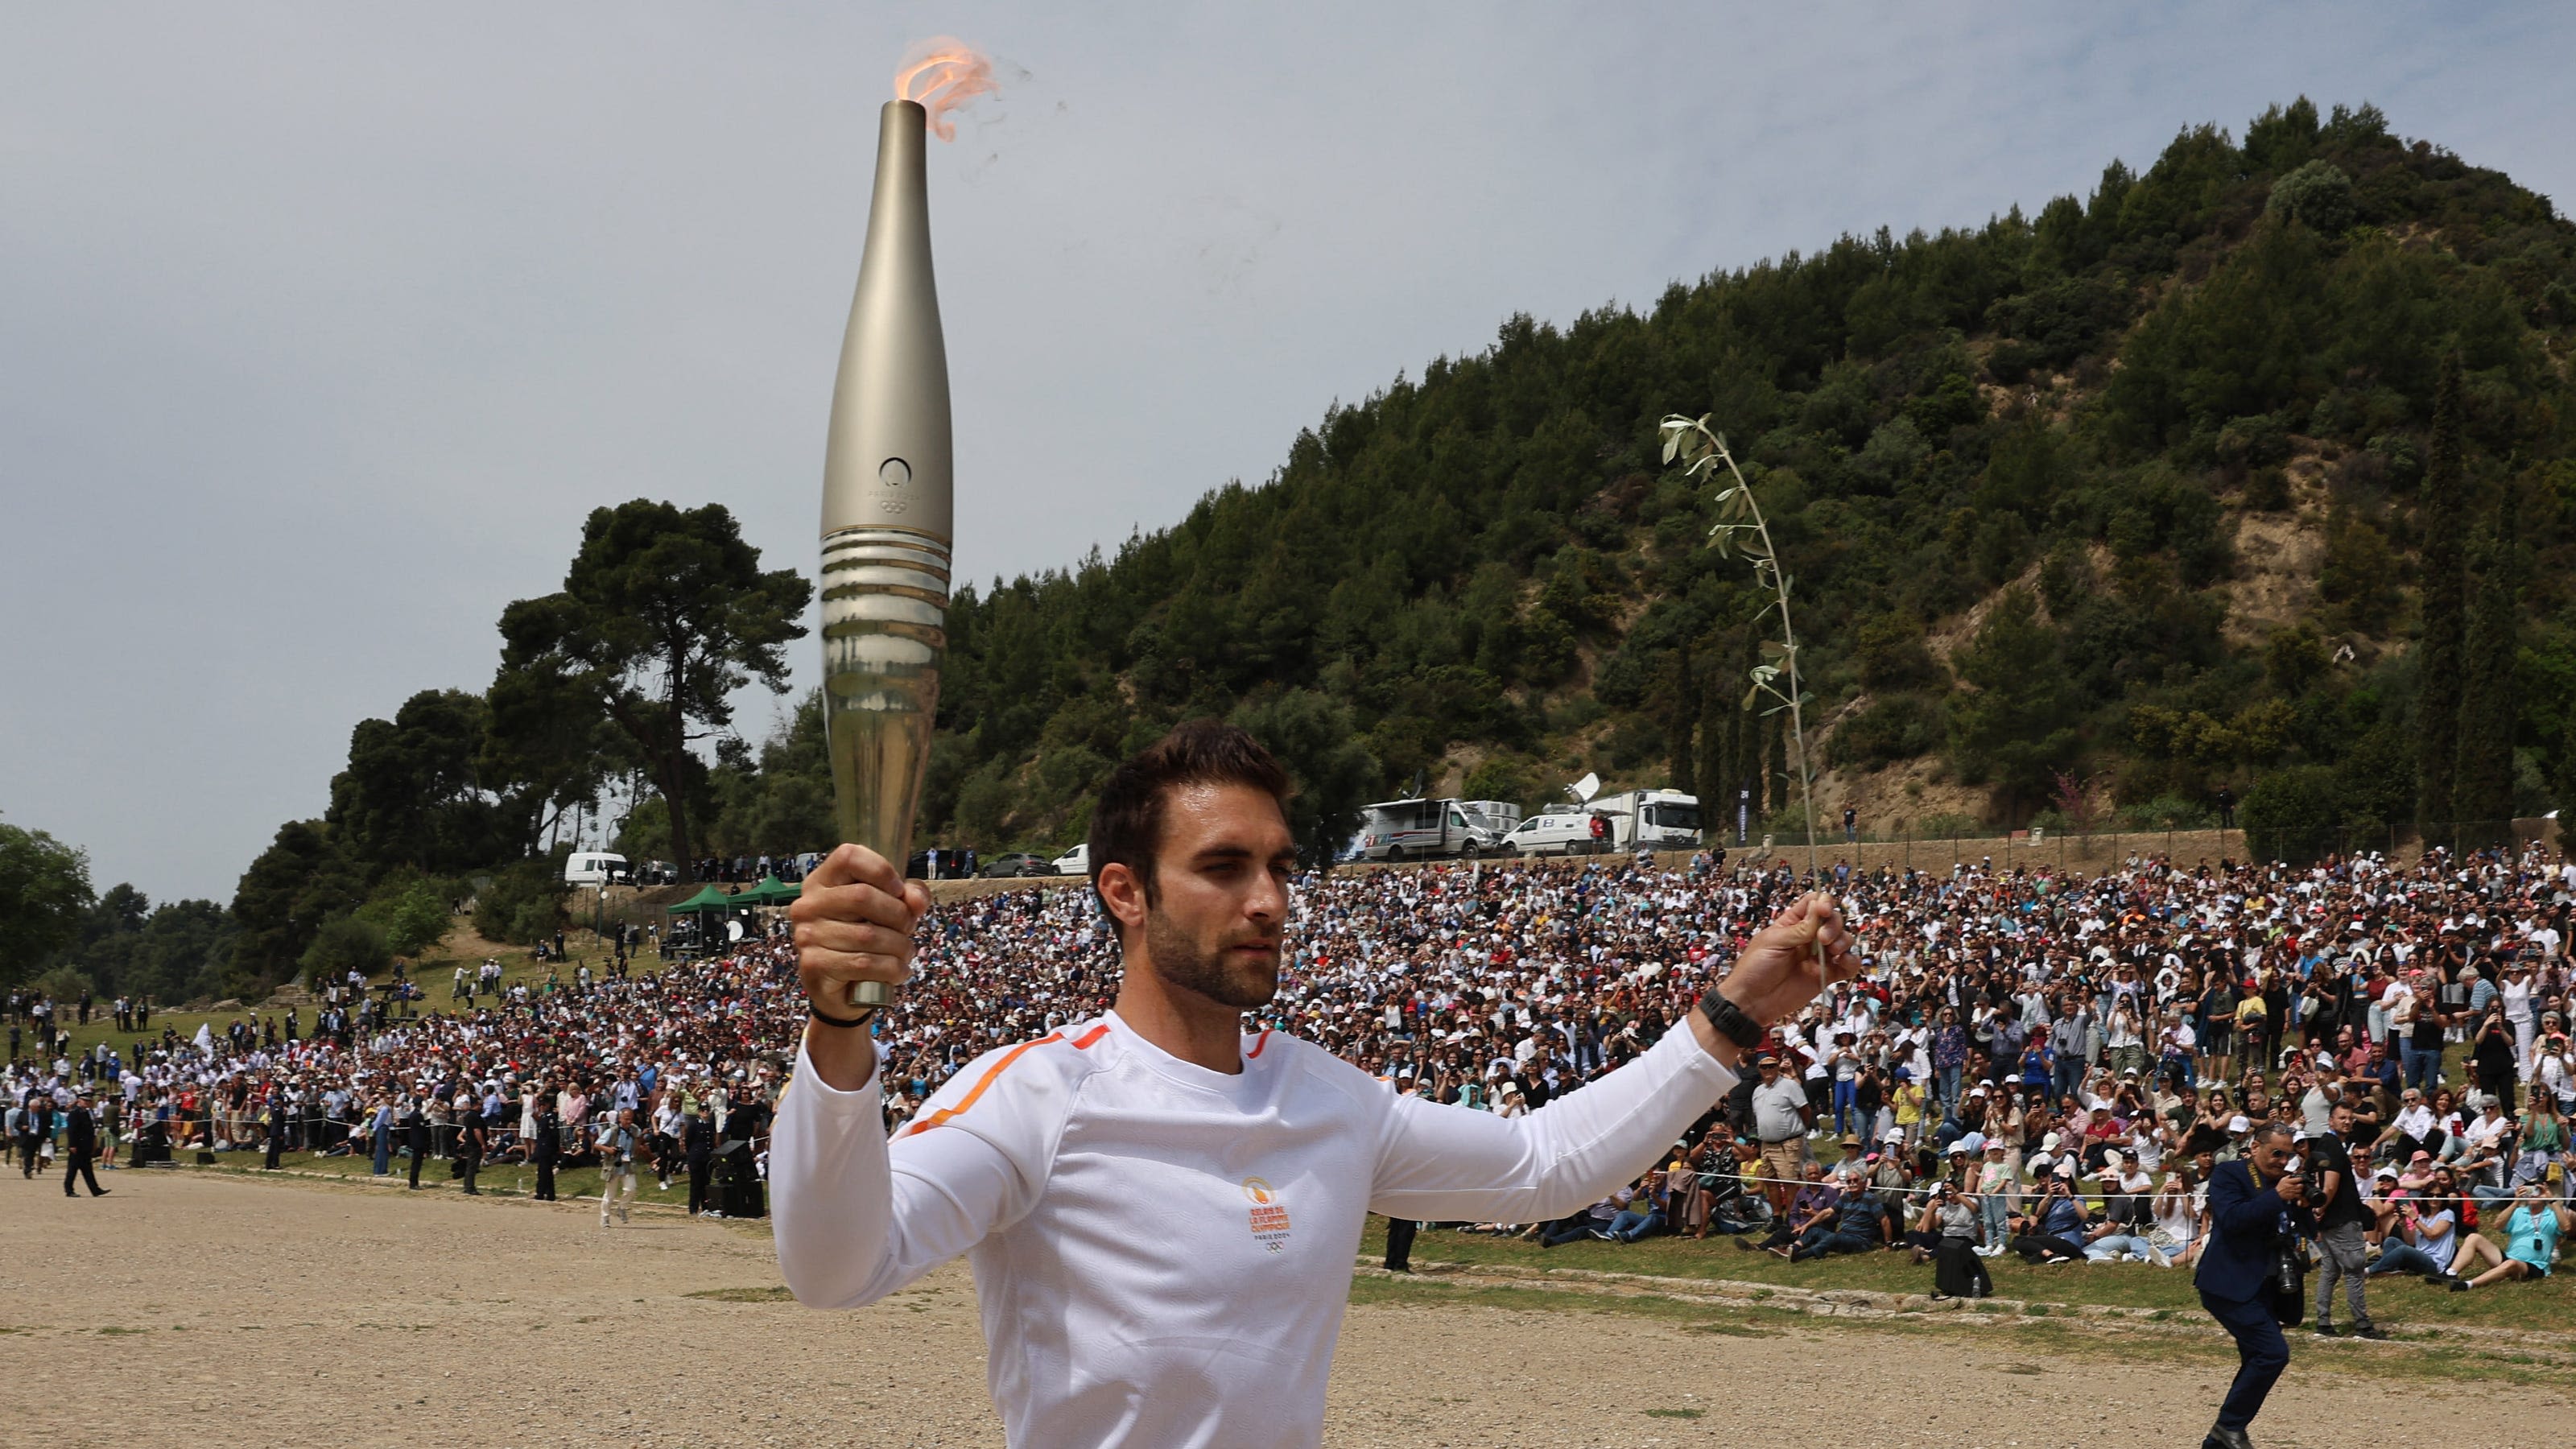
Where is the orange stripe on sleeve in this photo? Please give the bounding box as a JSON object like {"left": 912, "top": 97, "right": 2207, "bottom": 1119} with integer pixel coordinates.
{"left": 899, "top": 1031, "right": 1063, "bottom": 1137}
{"left": 1072, "top": 1024, "right": 1111, "bottom": 1049}
{"left": 1247, "top": 1029, "right": 1272, "bottom": 1059}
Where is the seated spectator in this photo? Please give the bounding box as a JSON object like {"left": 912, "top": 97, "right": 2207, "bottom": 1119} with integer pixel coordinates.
{"left": 1744, "top": 1164, "right": 1835, "bottom": 1253}
{"left": 1604, "top": 1173, "right": 1667, "bottom": 1243}
{"left": 2368, "top": 1193, "right": 2462, "bottom": 1281}
{"left": 2452, "top": 1184, "right": 2574, "bottom": 1291}
{"left": 1784, "top": 1180, "right": 1884, "bottom": 1261}
{"left": 2008, "top": 1175, "right": 2091, "bottom": 1263}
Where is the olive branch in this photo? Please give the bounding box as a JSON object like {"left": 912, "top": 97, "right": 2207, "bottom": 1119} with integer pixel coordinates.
{"left": 1661, "top": 413, "right": 1818, "bottom": 877}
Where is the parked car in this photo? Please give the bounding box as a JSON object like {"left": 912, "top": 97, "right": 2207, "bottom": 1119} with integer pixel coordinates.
{"left": 906, "top": 848, "right": 977, "bottom": 880}
{"left": 638, "top": 859, "right": 679, "bottom": 885}
{"left": 978, "top": 852, "right": 1055, "bottom": 878}
{"left": 1051, "top": 843, "right": 1090, "bottom": 877}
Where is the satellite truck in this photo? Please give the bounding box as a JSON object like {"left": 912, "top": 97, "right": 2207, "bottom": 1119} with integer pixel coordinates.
{"left": 1587, "top": 788, "right": 1703, "bottom": 852}
{"left": 1355, "top": 797, "right": 1512, "bottom": 861}
{"left": 1549, "top": 773, "right": 1703, "bottom": 854}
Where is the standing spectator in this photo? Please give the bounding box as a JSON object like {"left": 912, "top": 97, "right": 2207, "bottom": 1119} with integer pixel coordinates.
{"left": 2307, "top": 1100, "right": 2380, "bottom": 1337}
{"left": 599, "top": 1107, "right": 639, "bottom": 1225}
{"left": 1748, "top": 1055, "right": 1810, "bottom": 1216}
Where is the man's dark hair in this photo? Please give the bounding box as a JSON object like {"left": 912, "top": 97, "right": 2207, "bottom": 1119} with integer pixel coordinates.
{"left": 1088, "top": 720, "right": 1293, "bottom": 931}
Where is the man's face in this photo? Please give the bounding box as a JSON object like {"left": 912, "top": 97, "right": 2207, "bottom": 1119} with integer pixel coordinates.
{"left": 2248, "top": 1133, "right": 2291, "bottom": 1175}
{"left": 1112, "top": 782, "right": 1298, "bottom": 1011}
{"left": 2330, "top": 1103, "right": 2355, "bottom": 1137}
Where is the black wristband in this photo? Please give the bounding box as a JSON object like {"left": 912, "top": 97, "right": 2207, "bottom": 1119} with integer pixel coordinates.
{"left": 808, "top": 1002, "right": 877, "bottom": 1030}
{"left": 1696, "top": 989, "right": 1765, "bottom": 1051}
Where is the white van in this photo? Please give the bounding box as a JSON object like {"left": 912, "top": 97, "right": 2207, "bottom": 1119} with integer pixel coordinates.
{"left": 563, "top": 852, "right": 630, "bottom": 887}
{"left": 1052, "top": 843, "right": 1091, "bottom": 877}
{"left": 1504, "top": 810, "right": 1608, "bottom": 857}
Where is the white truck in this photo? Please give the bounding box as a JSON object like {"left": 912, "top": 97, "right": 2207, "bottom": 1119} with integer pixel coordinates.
{"left": 1356, "top": 798, "right": 1510, "bottom": 861}
{"left": 1586, "top": 790, "right": 1703, "bottom": 853}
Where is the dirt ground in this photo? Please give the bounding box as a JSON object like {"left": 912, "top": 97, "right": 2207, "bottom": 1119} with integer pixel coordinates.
{"left": 5, "top": 1170, "right": 2562, "bottom": 1448}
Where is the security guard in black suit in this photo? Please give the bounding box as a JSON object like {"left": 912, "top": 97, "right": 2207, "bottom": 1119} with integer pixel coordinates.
{"left": 532, "top": 1102, "right": 562, "bottom": 1202}
{"left": 682, "top": 1102, "right": 716, "bottom": 1216}
{"left": 402, "top": 1092, "right": 430, "bottom": 1190}
{"left": 262, "top": 1097, "right": 284, "bottom": 1170}
{"left": 63, "top": 1093, "right": 108, "bottom": 1198}
{"left": 456, "top": 1100, "right": 485, "bottom": 1195}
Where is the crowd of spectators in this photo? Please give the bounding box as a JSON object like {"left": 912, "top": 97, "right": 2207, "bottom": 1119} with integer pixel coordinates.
{"left": 6, "top": 938, "right": 797, "bottom": 1221}
{"left": 12, "top": 837, "right": 2576, "bottom": 1305}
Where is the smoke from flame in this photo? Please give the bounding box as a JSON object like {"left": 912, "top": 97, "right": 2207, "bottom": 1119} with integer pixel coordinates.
{"left": 894, "top": 38, "right": 997, "bottom": 142}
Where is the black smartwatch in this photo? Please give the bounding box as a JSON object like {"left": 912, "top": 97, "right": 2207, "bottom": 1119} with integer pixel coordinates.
{"left": 1695, "top": 989, "right": 1765, "bottom": 1051}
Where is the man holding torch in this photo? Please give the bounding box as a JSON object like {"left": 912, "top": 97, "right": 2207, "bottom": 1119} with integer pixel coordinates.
{"left": 773, "top": 720, "right": 1861, "bottom": 1448}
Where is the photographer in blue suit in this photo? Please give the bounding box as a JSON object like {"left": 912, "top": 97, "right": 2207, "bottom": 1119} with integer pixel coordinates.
{"left": 2194, "top": 1123, "right": 2314, "bottom": 1449}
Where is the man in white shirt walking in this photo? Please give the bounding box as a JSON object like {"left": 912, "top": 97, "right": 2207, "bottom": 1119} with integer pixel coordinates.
{"left": 774, "top": 722, "right": 1860, "bottom": 1449}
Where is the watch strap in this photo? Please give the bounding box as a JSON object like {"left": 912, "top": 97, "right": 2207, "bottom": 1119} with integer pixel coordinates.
{"left": 1697, "top": 989, "right": 1765, "bottom": 1051}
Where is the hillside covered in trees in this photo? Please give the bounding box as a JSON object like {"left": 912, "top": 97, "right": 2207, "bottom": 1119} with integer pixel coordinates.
{"left": 30, "top": 97, "right": 2576, "bottom": 1005}
{"left": 899, "top": 97, "right": 2576, "bottom": 857}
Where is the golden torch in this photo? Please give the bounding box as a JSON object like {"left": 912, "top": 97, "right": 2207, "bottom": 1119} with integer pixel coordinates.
{"left": 819, "top": 43, "right": 993, "bottom": 1009}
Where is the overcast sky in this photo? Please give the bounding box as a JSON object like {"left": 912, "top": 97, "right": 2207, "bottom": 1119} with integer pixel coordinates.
{"left": 4, "top": 3, "right": 2569, "bottom": 905}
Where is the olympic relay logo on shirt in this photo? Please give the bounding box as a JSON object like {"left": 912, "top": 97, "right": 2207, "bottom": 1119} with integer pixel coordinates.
{"left": 1242, "top": 1177, "right": 1293, "bottom": 1253}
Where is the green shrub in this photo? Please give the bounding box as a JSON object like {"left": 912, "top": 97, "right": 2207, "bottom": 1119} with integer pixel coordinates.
{"left": 2116, "top": 794, "right": 2217, "bottom": 830}
{"left": 356, "top": 875, "right": 453, "bottom": 959}
{"left": 32, "top": 964, "right": 93, "bottom": 1005}
{"left": 2265, "top": 160, "right": 2355, "bottom": 235}
{"left": 473, "top": 860, "right": 568, "bottom": 947}
{"left": 1831, "top": 694, "right": 1942, "bottom": 770}
{"left": 301, "top": 914, "right": 390, "bottom": 983}
{"left": 2242, "top": 766, "right": 2343, "bottom": 863}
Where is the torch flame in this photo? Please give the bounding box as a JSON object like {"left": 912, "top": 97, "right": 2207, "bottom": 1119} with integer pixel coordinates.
{"left": 894, "top": 38, "right": 997, "bottom": 142}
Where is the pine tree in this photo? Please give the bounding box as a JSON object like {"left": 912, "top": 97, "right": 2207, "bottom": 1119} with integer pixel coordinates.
{"left": 2414, "top": 350, "right": 2467, "bottom": 845}
{"left": 1695, "top": 632, "right": 1732, "bottom": 824}
{"left": 1733, "top": 628, "right": 1764, "bottom": 821}
{"left": 1767, "top": 713, "right": 1790, "bottom": 832}
{"left": 1666, "top": 638, "right": 1699, "bottom": 799}
{"left": 2453, "top": 510, "right": 2520, "bottom": 845}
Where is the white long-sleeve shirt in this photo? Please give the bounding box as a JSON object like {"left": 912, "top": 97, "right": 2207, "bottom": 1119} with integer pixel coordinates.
{"left": 772, "top": 1008, "right": 1735, "bottom": 1449}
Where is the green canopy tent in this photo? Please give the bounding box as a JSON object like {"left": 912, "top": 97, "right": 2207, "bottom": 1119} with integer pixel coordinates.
{"left": 670, "top": 884, "right": 738, "bottom": 914}
{"left": 741, "top": 875, "right": 801, "bottom": 907}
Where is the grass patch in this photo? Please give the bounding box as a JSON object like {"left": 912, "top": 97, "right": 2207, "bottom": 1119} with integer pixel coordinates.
{"left": 1682, "top": 1322, "right": 1781, "bottom": 1338}
{"left": 1348, "top": 1269, "right": 2576, "bottom": 1391}
{"left": 95, "top": 1327, "right": 147, "bottom": 1335}
{"left": 1361, "top": 1218, "right": 2576, "bottom": 1335}
{"left": 1643, "top": 1407, "right": 1705, "bottom": 1418}
{"left": 684, "top": 1286, "right": 794, "bottom": 1302}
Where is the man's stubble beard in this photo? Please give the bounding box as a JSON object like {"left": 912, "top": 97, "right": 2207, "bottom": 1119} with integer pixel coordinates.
{"left": 1142, "top": 906, "right": 1279, "bottom": 1012}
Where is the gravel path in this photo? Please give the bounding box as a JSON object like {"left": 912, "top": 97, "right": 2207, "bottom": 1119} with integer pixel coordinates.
{"left": 6, "top": 1170, "right": 2561, "bottom": 1447}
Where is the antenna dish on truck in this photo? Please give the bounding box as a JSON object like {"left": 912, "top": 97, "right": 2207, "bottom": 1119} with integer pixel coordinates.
{"left": 1566, "top": 772, "right": 1600, "bottom": 805}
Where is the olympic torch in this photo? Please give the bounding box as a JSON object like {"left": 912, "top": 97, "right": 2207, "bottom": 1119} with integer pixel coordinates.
{"left": 819, "top": 69, "right": 977, "bottom": 1010}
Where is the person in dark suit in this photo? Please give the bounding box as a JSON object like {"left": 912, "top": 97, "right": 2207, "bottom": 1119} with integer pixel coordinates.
{"left": 532, "top": 1100, "right": 562, "bottom": 1202}
{"left": 63, "top": 1092, "right": 108, "bottom": 1198}
{"left": 262, "top": 1096, "right": 283, "bottom": 1170}
{"left": 681, "top": 1102, "right": 715, "bottom": 1216}
{"left": 2194, "top": 1122, "right": 2312, "bottom": 1449}
{"left": 402, "top": 1092, "right": 429, "bottom": 1190}
{"left": 456, "top": 1098, "right": 485, "bottom": 1196}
